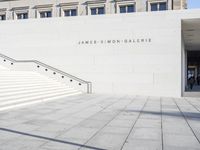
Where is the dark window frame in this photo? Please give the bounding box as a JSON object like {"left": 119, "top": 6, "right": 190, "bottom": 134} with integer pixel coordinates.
{"left": 150, "top": 2, "right": 167, "bottom": 11}
{"left": 0, "top": 14, "right": 6, "bottom": 21}
{"left": 40, "top": 11, "right": 52, "bottom": 18}
{"left": 90, "top": 7, "right": 105, "bottom": 15}
{"left": 159, "top": 2, "right": 167, "bottom": 11}
{"left": 64, "top": 9, "right": 77, "bottom": 17}
{"left": 17, "top": 13, "right": 28, "bottom": 19}
{"left": 119, "top": 4, "right": 135, "bottom": 13}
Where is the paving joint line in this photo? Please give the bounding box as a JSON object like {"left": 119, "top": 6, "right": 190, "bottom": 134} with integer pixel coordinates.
{"left": 56, "top": 95, "right": 114, "bottom": 120}
{"left": 78, "top": 95, "right": 137, "bottom": 150}
{"left": 26, "top": 94, "right": 110, "bottom": 127}
{"left": 184, "top": 98, "right": 200, "bottom": 112}
{"left": 119, "top": 96, "right": 149, "bottom": 150}
{"left": 39, "top": 95, "right": 129, "bottom": 148}
{"left": 0, "top": 95, "right": 119, "bottom": 149}
{"left": 160, "top": 97, "right": 164, "bottom": 150}
{"left": 173, "top": 98, "right": 200, "bottom": 144}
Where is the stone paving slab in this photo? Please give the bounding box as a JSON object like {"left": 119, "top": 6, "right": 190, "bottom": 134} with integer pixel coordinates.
{"left": 0, "top": 94, "right": 200, "bottom": 150}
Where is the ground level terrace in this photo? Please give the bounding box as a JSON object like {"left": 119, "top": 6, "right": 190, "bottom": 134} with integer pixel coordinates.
{"left": 0, "top": 94, "right": 199, "bottom": 150}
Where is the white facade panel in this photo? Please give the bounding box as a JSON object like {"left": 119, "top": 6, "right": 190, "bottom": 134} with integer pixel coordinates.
{"left": 0, "top": 10, "right": 200, "bottom": 97}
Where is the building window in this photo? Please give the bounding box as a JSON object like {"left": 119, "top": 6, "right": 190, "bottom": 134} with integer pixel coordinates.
{"left": 35, "top": 4, "right": 53, "bottom": 18}
{"left": 159, "top": 2, "right": 167, "bottom": 10}
{"left": 59, "top": 2, "right": 79, "bottom": 17}
{"left": 120, "top": 5, "right": 135, "bottom": 13}
{"left": 120, "top": 6, "right": 126, "bottom": 13}
{"left": 0, "top": 14, "right": 6, "bottom": 21}
{"left": 151, "top": 3, "right": 157, "bottom": 11}
{"left": 64, "top": 9, "right": 77, "bottom": 16}
{"left": 17, "top": 13, "right": 28, "bottom": 19}
{"left": 150, "top": 2, "right": 167, "bottom": 11}
{"left": 86, "top": 0, "right": 106, "bottom": 15}
{"left": 91, "top": 7, "right": 105, "bottom": 15}
{"left": 116, "top": 0, "right": 135, "bottom": 14}
{"left": 40, "top": 11, "right": 52, "bottom": 18}
{"left": 11, "top": 6, "right": 29, "bottom": 20}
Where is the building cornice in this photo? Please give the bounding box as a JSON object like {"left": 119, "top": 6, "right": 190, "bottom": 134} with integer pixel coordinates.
{"left": 0, "top": 0, "right": 20, "bottom": 2}
{"left": 59, "top": 2, "right": 79, "bottom": 7}
{"left": 11, "top": 6, "right": 29, "bottom": 11}
{"left": 86, "top": 0, "right": 106, "bottom": 5}
{"left": 114, "top": 0, "right": 135, "bottom": 2}
{"left": 0, "top": 8, "right": 7, "bottom": 11}
{"left": 34, "top": 4, "right": 53, "bottom": 9}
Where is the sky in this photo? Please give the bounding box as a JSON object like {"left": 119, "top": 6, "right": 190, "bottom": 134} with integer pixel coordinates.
{"left": 188, "top": 0, "right": 200, "bottom": 9}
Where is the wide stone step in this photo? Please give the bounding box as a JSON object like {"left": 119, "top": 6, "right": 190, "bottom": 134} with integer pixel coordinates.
{"left": 0, "top": 77, "right": 50, "bottom": 82}
{"left": 0, "top": 91, "right": 82, "bottom": 111}
{"left": 0, "top": 89, "right": 80, "bottom": 105}
{"left": 0, "top": 71, "right": 42, "bottom": 76}
{"left": 0, "top": 65, "right": 9, "bottom": 70}
{"left": 0, "top": 82, "right": 63, "bottom": 90}
{"left": 0, "top": 84, "right": 67, "bottom": 93}
{"left": 0, "top": 65, "right": 84, "bottom": 111}
{"left": 0, "top": 80, "right": 61, "bottom": 87}
{"left": 0, "top": 80, "right": 53, "bottom": 85}
{"left": 0, "top": 88, "right": 76, "bottom": 101}
{"left": 0, "top": 86, "right": 72, "bottom": 97}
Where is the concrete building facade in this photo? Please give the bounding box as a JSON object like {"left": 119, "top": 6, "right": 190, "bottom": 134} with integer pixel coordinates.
{"left": 0, "top": 8, "right": 200, "bottom": 97}
{"left": 0, "top": 0, "right": 187, "bottom": 20}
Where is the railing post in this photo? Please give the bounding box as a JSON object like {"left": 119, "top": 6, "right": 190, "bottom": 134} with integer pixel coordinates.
{"left": 87, "top": 82, "right": 92, "bottom": 94}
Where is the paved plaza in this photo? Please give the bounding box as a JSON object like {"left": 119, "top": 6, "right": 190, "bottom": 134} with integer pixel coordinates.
{"left": 0, "top": 94, "right": 200, "bottom": 150}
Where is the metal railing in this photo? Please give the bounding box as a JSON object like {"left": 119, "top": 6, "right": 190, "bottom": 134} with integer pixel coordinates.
{"left": 0, "top": 53, "right": 92, "bottom": 93}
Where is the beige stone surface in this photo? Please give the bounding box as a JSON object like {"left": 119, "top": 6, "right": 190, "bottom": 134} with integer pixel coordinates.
{"left": 0, "top": 0, "right": 187, "bottom": 20}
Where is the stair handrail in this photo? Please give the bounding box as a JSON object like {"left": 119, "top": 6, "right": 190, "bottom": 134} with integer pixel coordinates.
{"left": 0, "top": 53, "right": 92, "bottom": 93}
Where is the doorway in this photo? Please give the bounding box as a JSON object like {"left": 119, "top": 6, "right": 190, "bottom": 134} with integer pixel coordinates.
{"left": 186, "top": 51, "right": 200, "bottom": 91}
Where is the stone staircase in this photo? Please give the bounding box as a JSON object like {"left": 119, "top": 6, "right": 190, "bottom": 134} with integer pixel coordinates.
{"left": 0, "top": 65, "right": 82, "bottom": 111}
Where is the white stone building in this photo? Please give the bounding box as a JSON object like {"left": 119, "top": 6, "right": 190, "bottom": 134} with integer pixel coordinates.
{"left": 0, "top": 0, "right": 186, "bottom": 20}
{"left": 0, "top": 0, "right": 200, "bottom": 98}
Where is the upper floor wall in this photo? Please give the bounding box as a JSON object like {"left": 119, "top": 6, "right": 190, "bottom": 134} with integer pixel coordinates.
{"left": 0, "top": 0, "right": 187, "bottom": 21}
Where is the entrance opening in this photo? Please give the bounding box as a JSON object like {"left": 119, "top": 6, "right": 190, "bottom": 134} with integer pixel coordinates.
{"left": 182, "top": 19, "right": 200, "bottom": 96}
{"left": 186, "top": 51, "right": 200, "bottom": 91}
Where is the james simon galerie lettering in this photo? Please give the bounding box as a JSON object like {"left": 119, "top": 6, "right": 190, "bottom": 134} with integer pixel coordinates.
{"left": 78, "top": 38, "right": 152, "bottom": 45}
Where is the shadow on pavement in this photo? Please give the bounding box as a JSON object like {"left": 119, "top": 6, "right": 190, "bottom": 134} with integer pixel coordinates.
{"left": 0, "top": 128, "right": 106, "bottom": 150}
{"left": 122, "top": 110, "right": 200, "bottom": 121}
